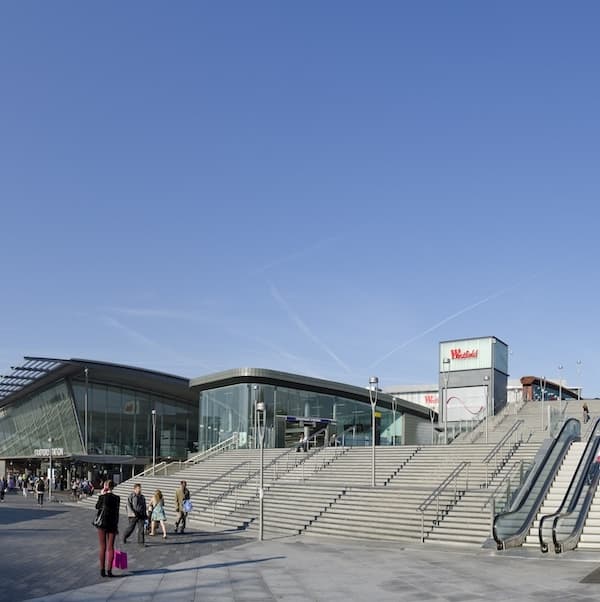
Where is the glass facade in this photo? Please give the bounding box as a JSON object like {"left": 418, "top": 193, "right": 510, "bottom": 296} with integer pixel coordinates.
{"left": 531, "top": 382, "right": 578, "bottom": 401}
{"left": 71, "top": 380, "right": 198, "bottom": 459}
{"left": 199, "top": 383, "right": 402, "bottom": 450}
{"left": 0, "top": 380, "right": 84, "bottom": 458}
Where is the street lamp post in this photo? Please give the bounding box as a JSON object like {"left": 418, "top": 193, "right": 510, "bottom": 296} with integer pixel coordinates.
{"left": 369, "top": 376, "right": 379, "bottom": 487}
{"left": 254, "top": 385, "right": 265, "bottom": 541}
{"left": 442, "top": 358, "right": 451, "bottom": 444}
{"left": 151, "top": 409, "right": 157, "bottom": 476}
{"left": 577, "top": 360, "right": 582, "bottom": 401}
{"left": 391, "top": 396, "right": 398, "bottom": 446}
{"left": 84, "top": 367, "right": 89, "bottom": 454}
{"left": 541, "top": 376, "right": 546, "bottom": 430}
{"left": 48, "top": 437, "right": 53, "bottom": 502}
{"left": 558, "top": 365, "right": 564, "bottom": 412}
{"left": 483, "top": 375, "right": 490, "bottom": 443}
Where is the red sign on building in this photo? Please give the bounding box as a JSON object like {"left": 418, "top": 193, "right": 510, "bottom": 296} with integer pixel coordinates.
{"left": 450, "top": 348, "right": 479, "bottom": 360}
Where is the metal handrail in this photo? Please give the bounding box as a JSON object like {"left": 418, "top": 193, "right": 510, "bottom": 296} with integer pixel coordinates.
{"left": 184, "top": 433, "right": 239, "bottom": 465}
{"left": 207, "top": 446, "right": 305, "bottom": 511}
{"left": 483, "top": 420, "right": 524, "bottom": 486}
{"left": 417, "top": 461, "right": 470, "bottom": 542}
{"left": 482, "top": 459, "right": 530, "bottom": 510}
{"left": 134, "top": 461, "right": 168, "bottom": 479}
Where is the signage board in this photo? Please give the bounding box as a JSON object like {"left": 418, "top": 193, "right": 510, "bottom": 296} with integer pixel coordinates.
{"left": 444, "top": 386, "right": 487, "bottom": 422}
{"left": 34, "top": 447, "right": 64, "bottom": 457}
{"left": 440, "top": 337, "right": 508, "bottom": 373}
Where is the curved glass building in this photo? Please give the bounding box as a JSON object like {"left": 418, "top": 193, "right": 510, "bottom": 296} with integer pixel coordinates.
{"left": 0, "top": 358, "right": 433, "bottom": 483}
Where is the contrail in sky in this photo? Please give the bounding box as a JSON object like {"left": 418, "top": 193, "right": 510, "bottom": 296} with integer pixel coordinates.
{"left": 269, "top": 283, "right": 351, "bottom": 374}
{"left": 251, "top": 236, "right": 341, "bottom": 275}
{"left": 368, "top": 286, "right": 513, "bottom": 370}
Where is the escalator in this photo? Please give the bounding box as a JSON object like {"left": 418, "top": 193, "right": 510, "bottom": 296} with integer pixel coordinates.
{"left": 493, "top": 418, "right": 581, "bottom": 550}
{"left": 538, "top": 417, "right": 600, "bottom": 554}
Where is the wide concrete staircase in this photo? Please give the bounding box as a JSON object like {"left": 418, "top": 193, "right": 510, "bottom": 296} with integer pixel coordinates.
{"left": 303, "top": 441, "right": 540, "bottom": 545}
{"left": 82, "top": 398, "right": 600, "bottom": 547}
{"left": 79, "top": 447, "right": 316, "bottom": 530}
{"left": 426, "top": 442, "right": 540, "bottom": 545}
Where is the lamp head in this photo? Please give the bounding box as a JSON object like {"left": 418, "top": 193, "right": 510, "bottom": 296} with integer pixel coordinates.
{"left": 369, "top": 376, "right": 379, "bottom": 386}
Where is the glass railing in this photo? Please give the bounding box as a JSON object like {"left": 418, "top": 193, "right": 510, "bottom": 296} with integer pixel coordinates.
{"left": 539, "top": 418, "right": 600, "bottom": 553}
{"left": 493, "top": 418, "right": 581, "bottom": 550}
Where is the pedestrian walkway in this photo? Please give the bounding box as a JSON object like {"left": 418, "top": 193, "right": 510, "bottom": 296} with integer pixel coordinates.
{"left": 3, "top": 490, "right": 600, "bottom": 601}
{"left": 25, "top": 534, "right": 600, "bottom": 602}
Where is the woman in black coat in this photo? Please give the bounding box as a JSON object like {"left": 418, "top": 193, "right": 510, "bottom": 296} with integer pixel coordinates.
{"left": 94, "top": 480, "right": 120, "bottom": 577}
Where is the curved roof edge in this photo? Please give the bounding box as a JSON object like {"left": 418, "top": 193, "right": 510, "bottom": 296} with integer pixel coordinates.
{"left": 190, "top": 367, "right": 434, "bottom": 419}
{"left": 0, "top": 356, "right": 194, "bottom": 408}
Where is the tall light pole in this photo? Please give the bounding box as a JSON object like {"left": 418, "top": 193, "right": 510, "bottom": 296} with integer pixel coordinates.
{"left": 151, "top": 409, "right": 157, "bottom": 476}
{"left": 483, "top": 375, "right": 490, "bottom": 443}
{"left": 541, "top": 376, "right": 546, "bottom": 430}
{"left": 576, "top": 360, "right": 582, "bottom": 401}
{"left": 84, "top": 367, "right": 89, "bottom": 454}
{"left": 369, "top": 376, "right": 379, "bottom": 487}
{"left": 442, "top": 358, "right": 451, "bottom": 444}
{"left": 558, "top": 364, "right": 564, "bottom": 412}
{"left": 48, "top": 437, "right": 53, "bottom": 502}
{"left": 255, "top": 385, "right": 265, "bottom": 541}
{"left": 391, "top": 396, "right": 398, "bottom": 446}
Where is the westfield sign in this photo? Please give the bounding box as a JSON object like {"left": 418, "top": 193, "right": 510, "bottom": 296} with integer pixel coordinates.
{"left": 450, "top": 348, "right": 479, "bottom": 360}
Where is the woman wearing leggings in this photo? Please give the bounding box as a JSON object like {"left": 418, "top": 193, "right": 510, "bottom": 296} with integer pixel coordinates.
{"left": 94, "top": 480, "right": 120, "bottom": 577}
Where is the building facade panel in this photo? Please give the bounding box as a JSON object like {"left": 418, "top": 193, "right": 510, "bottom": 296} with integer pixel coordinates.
{"left": 0, "top": 380, "right": 84, "bottom": 458}
{"left": 196, "top": 376, "right": 424, "bottom": 451}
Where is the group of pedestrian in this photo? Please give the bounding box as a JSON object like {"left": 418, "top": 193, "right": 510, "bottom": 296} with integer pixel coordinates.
{"left": 93, "top": 480, "right": 192, "bottom": 575}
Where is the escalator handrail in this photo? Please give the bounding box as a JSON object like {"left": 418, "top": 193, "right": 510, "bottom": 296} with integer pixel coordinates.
{"left": 492, "top": 417, "right": 581, "bottom": 550}
{"left": 552, "top": 459, "right": 600, "bottom": 553}
{"left": 537, "top": 418, "right": 600, "bottom": 551}
{"left": 547, "top": 419, "right": 600, "bottom": 553}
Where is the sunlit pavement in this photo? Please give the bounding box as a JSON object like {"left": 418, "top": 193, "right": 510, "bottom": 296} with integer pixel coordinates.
{"left": 3, "top": 491, "right": 600, "bottom": 602}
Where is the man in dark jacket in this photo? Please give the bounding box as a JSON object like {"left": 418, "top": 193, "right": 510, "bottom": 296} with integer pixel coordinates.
{"left": 123, "top": 483, "right": 147, "bottom": 545}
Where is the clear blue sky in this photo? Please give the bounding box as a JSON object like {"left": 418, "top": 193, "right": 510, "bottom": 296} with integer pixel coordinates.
{"left": 1, "top": 2, "right": 598, "bottom": 394}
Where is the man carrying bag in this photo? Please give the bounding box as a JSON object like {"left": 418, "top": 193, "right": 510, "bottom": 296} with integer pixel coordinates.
{"left": 174, "top": 480, "right": 191, "bottom": 534}
{"left": 123, "top": 483, "right": 147, "bottom": 546}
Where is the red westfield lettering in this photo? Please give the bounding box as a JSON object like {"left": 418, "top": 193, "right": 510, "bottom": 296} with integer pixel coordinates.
{"left": 450, "top": 348, "right": 478, "bottom": 360}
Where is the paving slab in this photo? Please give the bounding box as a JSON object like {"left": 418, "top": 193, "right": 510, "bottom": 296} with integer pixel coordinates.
{"left": 3, "top": 490, "right": 600, "bottom": 602}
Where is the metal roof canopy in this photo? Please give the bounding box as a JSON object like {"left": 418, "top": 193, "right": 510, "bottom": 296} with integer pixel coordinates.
{"left": 0, "top": 356, "right": 196, "bottom": 409}
{"left": 0, "top": 358, "right": 65, "bottom": 402}
{"left": 190, "top": 367, "right": 435, "bottom": 420}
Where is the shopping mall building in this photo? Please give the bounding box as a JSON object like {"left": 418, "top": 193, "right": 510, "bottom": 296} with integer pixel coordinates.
{"left": 0, "top": 357, "right": 432, "bottom": 484}
{"left": 0, "top": 338, "right": 580, "bottom": 484}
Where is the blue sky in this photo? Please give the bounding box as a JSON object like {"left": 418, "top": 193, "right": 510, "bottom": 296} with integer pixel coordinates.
{"left": 1, "top": 2, "right": 598, "bottom": 394}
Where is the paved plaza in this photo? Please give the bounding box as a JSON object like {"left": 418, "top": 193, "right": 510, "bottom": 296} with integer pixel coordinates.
{"left": 1, "top": 491, "right": 600, "bottom": 601}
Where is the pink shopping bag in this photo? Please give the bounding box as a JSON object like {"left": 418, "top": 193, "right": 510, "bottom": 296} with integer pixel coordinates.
{"left": 113, "top": 549, "right": 128, "bottom": 570}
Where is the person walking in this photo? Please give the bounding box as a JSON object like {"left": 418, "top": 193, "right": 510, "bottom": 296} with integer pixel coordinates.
{"left": 123, "top": 483, "right": 147, "bottom": 546}
{"left": 0, "top": 476, "right": 6, "bottom": 501}
{"left": 35, "top": 477, "right": 45, "bottom": 505}
{"left": 94, "top": 480, "right": 120, "bottom": 577}
{"left": 149, "top": 489, "right": 168, "bottom": 539}
{"left": 583, "top": 402, "right": 590, "bottom": 424}
{"left": 174, "top": 480, "right": 190, "bottom": 534}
